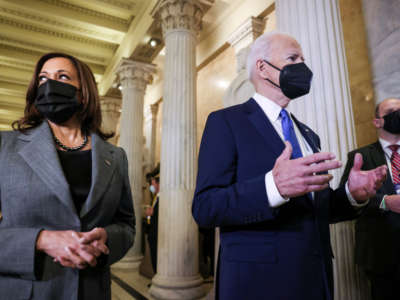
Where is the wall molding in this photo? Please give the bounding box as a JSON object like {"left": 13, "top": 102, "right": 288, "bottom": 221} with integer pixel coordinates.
{"left": 40, "top": 0, "right": 129, "bottom": 26}
{"left": 0, "top": 7, "right": 121, "bottom": 42}
{"left": 0, "top": 35, "right": 107, "bottom": 65}
{"left": 0, "top": 16, "right": 117, "bottom": 50}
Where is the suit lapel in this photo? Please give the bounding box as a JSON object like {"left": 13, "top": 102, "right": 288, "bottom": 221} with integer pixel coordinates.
{"left": 370, "top": 142, "right": 387, "bottom": 168}
{"left": 291, "top": 115, "right": 320, "bottom": 154}
{"left": 17, "top": 122, "right": 77, "bottom": 215}
{"left": 291, "top": 114, "right": 321, "bottom": 208}
{"left": 244, "top": 98, "right": 285, "bottom": 158}
{"left": 80, "top": 134, "right": 116, "bottom": 218}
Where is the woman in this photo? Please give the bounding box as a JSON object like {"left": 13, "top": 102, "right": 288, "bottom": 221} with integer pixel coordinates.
{"left": 0, "top": 53, "right": 135, "bottom": 300}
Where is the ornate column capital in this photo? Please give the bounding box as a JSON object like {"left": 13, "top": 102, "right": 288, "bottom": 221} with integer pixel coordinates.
{"left": 116, "top": 59, "right": 157, "bottom": 91}
{"left": 227, "top": 16, "right": 266, "bottom": 53}
{"left": 152, "top": 0, "right": 214, "bottom": 36}
{"left": 100, "top": 96, "right": 121, "bottom": 113}
{"left": 227, "top": 16, "right": 266, "bottom": 73}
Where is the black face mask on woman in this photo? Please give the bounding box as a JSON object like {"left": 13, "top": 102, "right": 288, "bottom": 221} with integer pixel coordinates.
{"left": 35, "top": 79, "right": 81, "bottom": 124}
{"left": 263, "top": 60, "right": 313, "bottom": 99}
{"left": 383, "top": 109, "right": 400, "bottom": 134}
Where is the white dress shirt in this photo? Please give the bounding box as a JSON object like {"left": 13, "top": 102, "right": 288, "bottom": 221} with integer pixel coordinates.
{"left": 379, "top": 138, "right": 400, "bottom": 181}
{"left": 252, "top": 93, "right": 363, "bottom": 208}
{"left": 379, "top": 138, "right": 400, "bottom": 209}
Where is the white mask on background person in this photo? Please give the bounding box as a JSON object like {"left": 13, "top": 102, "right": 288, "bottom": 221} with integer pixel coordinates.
{"left": 149, "top": 185, "right": 156, "bottom": 194}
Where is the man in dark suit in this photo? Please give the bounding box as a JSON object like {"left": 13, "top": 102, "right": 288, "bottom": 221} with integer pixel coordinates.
{"left": 192, "top": 32, "right": 387, "bottom": 300}
{"left": 341, "top": 98, "right": 400, "bottom": 300}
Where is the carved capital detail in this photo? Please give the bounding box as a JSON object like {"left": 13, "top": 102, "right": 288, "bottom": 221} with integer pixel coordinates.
{"left": 227, "top": 16, "right": 266, "bottom": 53}
{"left": 152, "top": 0, "right": 214, "bottom": 35}
{"left": 117, "top": 59, "right": 157, "bottom": 91}
{"left": 100, "top": 96, "right": 121, "bottom": 113}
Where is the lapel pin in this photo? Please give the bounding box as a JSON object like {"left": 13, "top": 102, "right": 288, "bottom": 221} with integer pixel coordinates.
{"left": 105, "top": 159, "right": 111, "bottom": 166}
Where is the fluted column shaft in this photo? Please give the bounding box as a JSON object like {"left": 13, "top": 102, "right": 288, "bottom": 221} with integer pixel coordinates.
{"left": 149, "top": 104, "right": 159, "bottom": 168}
{"left": 151, "top": 0, "right": 212, "bottom": 299}
{"left": 276, "top": 1, "right": 366, "bottom": 299}
{"left": 100, "top": 96, "right": 121, "bottom": 146}
{"left": 116, "top": 60, "right": 156, "bottom": 269}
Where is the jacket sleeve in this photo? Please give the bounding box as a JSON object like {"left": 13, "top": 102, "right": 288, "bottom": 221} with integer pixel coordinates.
{"left": 104, "top": 147, "right": 135, "bottom": 266}
{"left": 192, "top": 112, "right": 279, "bottom": 229}
{"left": 0, "top": 132, "right": 43, "bottom": 280}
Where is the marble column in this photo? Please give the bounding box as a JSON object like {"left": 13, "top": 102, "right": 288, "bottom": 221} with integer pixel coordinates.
{"left": 151, "top": 0, "right": 213, "bottom": 299}
{"left": 276, "top": 1, "right": 366, "bottom": 299}
{"left": 362, "top": 0, "right": 400, "bottom": 103}
{"left": 114, "top": 59, "right": 156, "bottom": 269}
{"left": 144, "top": 106, "right": 153, "bottom": 174}
{"left": 223, "top": 16, "right": 265, "bottom": 107}
{"left": 147, "top": 103, "right": 159, "bottom": 169}
{"left": 100, "top": 96, "right": 121, "bottom": 146}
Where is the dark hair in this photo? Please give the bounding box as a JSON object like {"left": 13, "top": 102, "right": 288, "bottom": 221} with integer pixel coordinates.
{"left": 146, "top": 163, "right": 160, "bottom": 183}
{"left": 12, "top": 52, "right": 113, "bottom": 140}
{"left": 375, "top": 102, "right": 382, "bottom": 118}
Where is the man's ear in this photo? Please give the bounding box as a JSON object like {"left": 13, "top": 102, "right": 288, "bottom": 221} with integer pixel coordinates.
{"left": 373, "top": 117, "right": 383, "bottom": 129}
{"left": 255, "top": 60, "right": 268, "bottom": 79}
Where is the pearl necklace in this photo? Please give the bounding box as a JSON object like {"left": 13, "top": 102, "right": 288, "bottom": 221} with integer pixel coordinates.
{"left": 53, "top": 134, "right": 88, "bottom": 152}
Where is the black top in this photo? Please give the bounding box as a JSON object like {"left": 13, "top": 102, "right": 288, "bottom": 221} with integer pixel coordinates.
{"left": 57, "top": 149, "right": 92, "bottom": 213}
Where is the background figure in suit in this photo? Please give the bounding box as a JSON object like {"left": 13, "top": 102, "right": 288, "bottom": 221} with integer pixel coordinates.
{"left": 145, "top": 167, "right": 160, "bottom": 274}
{"left": 0, "top": 53, "right": 135, "bottom": 300}
{"left": 341, "top": 98, "right": 400, "bottom": 300}
{"left": 192, "top": 32, "right": 387, "bottom": 300}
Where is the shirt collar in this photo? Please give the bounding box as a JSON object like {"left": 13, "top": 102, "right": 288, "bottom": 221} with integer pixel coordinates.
{"left": 253, "top": 92, "right": 283, "bottom": 122}
{"left": 379, "top": 138, "right": 400, "bottom": 153}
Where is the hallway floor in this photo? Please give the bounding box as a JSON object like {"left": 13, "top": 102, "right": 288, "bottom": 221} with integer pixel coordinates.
{"left": 111, "top": 268, "right": 214, "bottom": 300}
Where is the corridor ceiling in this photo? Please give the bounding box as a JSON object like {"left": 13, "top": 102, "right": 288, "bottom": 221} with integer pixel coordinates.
{"left": 0, "top": 0, "right": 239, "bottom": 130}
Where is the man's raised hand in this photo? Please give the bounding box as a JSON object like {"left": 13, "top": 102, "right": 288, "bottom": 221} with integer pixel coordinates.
{"left": 272, "top": 142, "right": 341, "bottom": 198}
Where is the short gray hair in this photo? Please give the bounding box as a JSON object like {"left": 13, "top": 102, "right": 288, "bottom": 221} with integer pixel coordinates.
{"left": 246, "top": 31, "right": 291, "bottom": 82}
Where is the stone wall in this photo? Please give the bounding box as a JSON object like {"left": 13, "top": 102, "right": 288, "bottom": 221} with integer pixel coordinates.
{"left": 362, "top": 0, "right": 400, "bottom": 103}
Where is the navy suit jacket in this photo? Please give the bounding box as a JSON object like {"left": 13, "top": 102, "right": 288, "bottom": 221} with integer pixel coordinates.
{"left": 192, "top": 98, "right": 358, "bottom": 300}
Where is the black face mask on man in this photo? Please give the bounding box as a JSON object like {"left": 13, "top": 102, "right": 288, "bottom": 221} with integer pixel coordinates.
{"left": 383, "top": 109, "right": 400, "bottom": 134}
{"left": 34, "top": 79, "right": 81, "bottom": 124}
{"left": 263, "top": 60, "right": 313, "bottom": 99}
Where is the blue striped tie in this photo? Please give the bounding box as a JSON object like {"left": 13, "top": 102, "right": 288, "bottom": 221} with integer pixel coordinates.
{"left": 280, "top": 109, "right": 313, "bottom": 202}
{"left": 280, "top": 109, "right": 303, "bottom": 159}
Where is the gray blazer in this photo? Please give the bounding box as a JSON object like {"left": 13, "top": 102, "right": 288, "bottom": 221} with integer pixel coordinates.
{"left": 0, "top": 122, "right": 135, "bottom": 300}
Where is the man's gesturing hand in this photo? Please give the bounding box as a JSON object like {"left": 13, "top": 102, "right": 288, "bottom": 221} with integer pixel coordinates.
{"left": 384, "top": 195, "right": 400, "bottom": 213}
{"left": 272, "top": 142, "right": 341, "bottom": 199}
{"left": 347, "top": 153, "right": 387, "bottom": 203}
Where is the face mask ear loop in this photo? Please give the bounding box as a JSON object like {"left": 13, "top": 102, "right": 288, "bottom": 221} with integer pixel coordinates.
{"left": 263, "top": 60, "right": 282, "bottom": 71}
{"left": 261, "top": 60, "right": 282, "bottom": 89}
{"left": 264, "top": 78, "right": 281, "bottom": 89}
